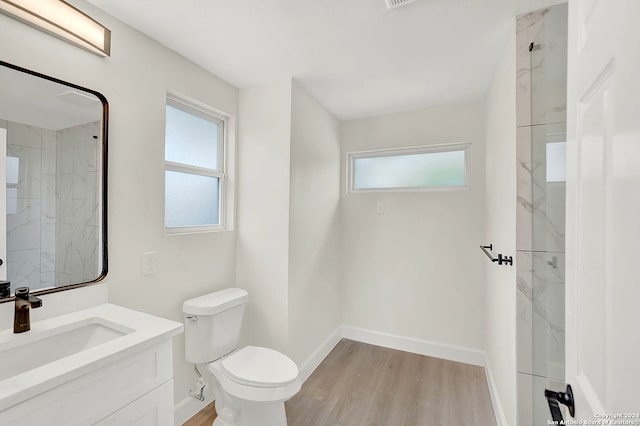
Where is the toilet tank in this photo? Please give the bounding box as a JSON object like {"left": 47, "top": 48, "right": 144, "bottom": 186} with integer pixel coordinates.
{"left": 183, "top": 288, "right": 249, "bottom": 364}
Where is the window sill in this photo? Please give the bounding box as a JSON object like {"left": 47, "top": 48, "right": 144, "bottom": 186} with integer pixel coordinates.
{"left": 164, "top": 224, "right": 231, "bottom": 236}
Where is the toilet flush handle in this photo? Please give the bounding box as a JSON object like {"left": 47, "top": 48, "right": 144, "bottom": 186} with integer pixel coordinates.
{"left": 185, "top": 315, "right": 198, "bottom": 321}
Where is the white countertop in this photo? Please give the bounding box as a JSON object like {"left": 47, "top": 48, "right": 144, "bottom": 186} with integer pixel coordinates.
{"left": 0, "top": 303, "right": 183, "bottom": 411}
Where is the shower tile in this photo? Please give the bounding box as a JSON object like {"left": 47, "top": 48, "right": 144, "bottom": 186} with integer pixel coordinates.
{"left": 517, "top": 372, "right": 534, "bottom": 426}
{"left": 72, "top": 171, "right": 88, "bottom": 200}
{"left": 84, "top": 171, "right": 99, "bottom": 227}
{"left": 71, "top": 205, "right": 86, "bottom": 249}
{"left": 530, "top": 123, "right": 566, "bottom": 253}
{"left": 531, "top": 252, "right": 565, "bottom": 381}
{"left": 7, "top": 198, "right": 41, "bottom": 251}
{"left": 516, "top": 8, "right": 547, "bottom": 127}
{"left": 40, "top": 272, "right": 56, "bottom": 290}
{"left": 518, "top": 372, "right": 567, "bottom": 426}
{"left": 56, "top": 223, "right": 72, "bottom": 276}
{"left": 516, "top": 127, "right": 532, "bottom": 251}
{"left": 7, "top": 248, "right": 40, "bottom": 289}
{"left": 56, "top": 128, "right": 74, "bottom": 174}
{"left": 41, "top": 173, "right": 57, "bottom": 224}
{"left": 529, "top": 4, "right": 568, "bottom": 126}
{"left": 56, "top": 173, "right": 73, "bottom": 223}
{"left": 57, "top": 272, "right": 72, "bottom": 287}
{"left": 8, "top": 121, "right": 42, "bottom": 148}
{"left": 82, "top": 225, "right": 99, "bottom": 281}
{"left": 517, "top": 5, "right": 568, "bottom": 128}
{"left": 517, "top": 251, "right": 533, "bottom": 374}
{"left": 42, "top": 129, "right": 57, "bottom": 175}
{"left": 518, "top": 251, "right": 566, "bottom": 380}
{"left": 7, "top": 144, "right": 42, "bottom": 199}
{"left": 41, "top": 223, "right": 56, "bottom": 273}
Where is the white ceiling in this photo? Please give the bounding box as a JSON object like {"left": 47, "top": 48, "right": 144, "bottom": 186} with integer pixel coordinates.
{"left": 0, "top": 64, "right": 103, "bottom": 130}
{"left": 85, "top": 0, "right": 565, "bottom": 121}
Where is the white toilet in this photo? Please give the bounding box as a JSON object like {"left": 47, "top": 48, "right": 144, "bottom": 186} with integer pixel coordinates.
{"left": 183, "top": 288, "right": 300, "bottom": 426}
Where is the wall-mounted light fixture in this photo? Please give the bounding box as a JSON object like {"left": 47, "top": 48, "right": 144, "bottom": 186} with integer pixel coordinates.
{"left": 0, "top": 0, "right": 111, "bottom": 57}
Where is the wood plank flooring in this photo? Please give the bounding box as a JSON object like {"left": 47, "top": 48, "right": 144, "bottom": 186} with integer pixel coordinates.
{"left": 183, "top": 339, "right": 497, "bottom": 425}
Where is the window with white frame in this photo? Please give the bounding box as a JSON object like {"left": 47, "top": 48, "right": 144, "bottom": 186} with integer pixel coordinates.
{"left": 347, "top": 143, "right": 469, "bottom": 192}
{"left": 164, "top": 97, "right": 227, "bottom": 232}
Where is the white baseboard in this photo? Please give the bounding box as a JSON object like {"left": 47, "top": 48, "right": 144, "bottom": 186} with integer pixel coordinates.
{"left": 175, "top": 325, "right": 506, "bottom": 425}
{"left": 298, "top": 327, "right": 343, "bottom": 383}
{"left": 174, "top": 393, "right": 213, "bottom": 426}
{"left": 483, "top": 356, "right": 508, "bottom": 426}
{"left": 342, "top": 325, "right": 486, "bottom": 366}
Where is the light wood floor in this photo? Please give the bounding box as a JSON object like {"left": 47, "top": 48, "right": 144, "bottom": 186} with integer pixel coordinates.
{"left": 183, "top": 339, "right": 497, "bottom": 425}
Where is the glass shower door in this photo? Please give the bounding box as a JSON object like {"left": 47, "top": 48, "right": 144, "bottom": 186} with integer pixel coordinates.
{"left": 528, "top": 3, "right": 568, "bottom": 423}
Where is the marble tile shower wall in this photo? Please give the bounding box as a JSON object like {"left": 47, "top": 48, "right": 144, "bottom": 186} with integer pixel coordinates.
{"left": 55, "top": 121, "right": 100, "bottom": 286}
{"left": 0, "top": 119, "right": 99, "bottom": 292}
{"left": 515, "top": 4, "right": 568, "bottom": 426}
{"left": 2, "top": 121, "right": 56, "bottom": 290}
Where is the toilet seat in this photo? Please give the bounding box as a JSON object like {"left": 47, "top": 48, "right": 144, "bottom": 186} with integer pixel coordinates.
{"left": 221, "top": 346, "right": 298, "bottom": 388}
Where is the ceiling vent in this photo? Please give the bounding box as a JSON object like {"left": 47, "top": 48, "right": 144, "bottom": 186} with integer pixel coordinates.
{"left": 57, "top": 90, "right": 100, "bottom": 106}
{"left": 385, "top": 0, "right": 416, "bottom": 10}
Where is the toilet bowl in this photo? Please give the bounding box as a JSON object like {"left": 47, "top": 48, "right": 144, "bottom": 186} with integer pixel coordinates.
{"left": 183, "top": 288, "right": 300, "bottom": 426}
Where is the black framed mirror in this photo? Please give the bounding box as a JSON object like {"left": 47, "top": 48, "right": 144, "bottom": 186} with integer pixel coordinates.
{"left": 0, "top": 60, "right": 108, "bottom": 301}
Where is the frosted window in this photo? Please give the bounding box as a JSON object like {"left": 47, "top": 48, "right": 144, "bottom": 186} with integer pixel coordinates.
{"left": 352, "top": 149, "right": 466, "bottom": 190}
{"left": 164, "top": 97, "right": 227, "bottom": 231}
{"left": 166, "top": 103, "right": 219, "bottom": 169}
{"left": 6, "top": 156, "right": 19, "bottom": 185}
{"left": 165, "top": 171, "right": 219, "bottom": 227}
{"left": 6, "top": 156, "right": 19, "bottom": 215}
{"left": 546, "top": 142, "right": 566, "bottom": 182}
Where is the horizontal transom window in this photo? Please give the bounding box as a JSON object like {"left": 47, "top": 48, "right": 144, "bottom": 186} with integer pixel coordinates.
{"left": 347, "top": 143, "right": 469, "bottom": 192}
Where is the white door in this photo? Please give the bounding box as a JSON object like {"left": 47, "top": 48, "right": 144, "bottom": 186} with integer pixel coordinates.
{"left": 566, "top": 0, "right": 640, "bottom": 421}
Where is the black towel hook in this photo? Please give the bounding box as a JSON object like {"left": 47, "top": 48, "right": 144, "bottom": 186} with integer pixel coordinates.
{"left": 480, "top": 243, "right": 513, "bottom": 266}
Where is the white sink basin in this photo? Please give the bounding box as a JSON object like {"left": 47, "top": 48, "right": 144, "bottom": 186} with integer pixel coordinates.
{"left": 0, "top": 303, "right": 183, "bottom": 414}
{"left": 0, "top": 302, "right": 183, "bottom": 424}
{"left": 0, "top": 318, "right": 132, "bottom": 381}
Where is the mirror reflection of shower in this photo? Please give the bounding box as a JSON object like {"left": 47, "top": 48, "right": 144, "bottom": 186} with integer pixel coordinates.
{"left": 0, "top": 61, "right": 107, "bottom": 297}
{"left": 2, "top": 120, "right": 101, "bottom": 291}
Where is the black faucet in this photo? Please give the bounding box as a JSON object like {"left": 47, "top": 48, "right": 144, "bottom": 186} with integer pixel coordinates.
{"left": 14, "top": 287, "right": 42, "bottom": 333}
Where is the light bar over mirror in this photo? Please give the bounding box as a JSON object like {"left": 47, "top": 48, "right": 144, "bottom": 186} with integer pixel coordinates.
{"left": 0, "top": 0, "right": 111, "bottom": 57}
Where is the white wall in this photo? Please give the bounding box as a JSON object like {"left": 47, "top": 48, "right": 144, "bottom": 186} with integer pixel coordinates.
{"left": 0, "top": 0, "right": 239, "bottom": 402}
{"left": 340, "top": 102, "right": 487, "bottom": 350}
{"left": 236, "top": 80, "right": 343, "bottom": 366}
{"left": 236, "top": 80, "right": 292, "bottom": 353}
{"left": 288, "top": 81, "right": 342, "bottom": 364}
{"left": 484, "top": 20, "right": 517, "bottom": 426}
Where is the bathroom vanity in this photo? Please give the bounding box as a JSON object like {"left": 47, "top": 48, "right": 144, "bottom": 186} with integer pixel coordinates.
{"left": 0, "top": 302, "right": 183, "bottom": 425}
{"left": 0, "top": 55, "right": 182, "bottom": 425}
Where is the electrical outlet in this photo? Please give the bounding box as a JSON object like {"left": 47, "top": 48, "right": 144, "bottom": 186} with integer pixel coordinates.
{"left": 142, "top": 252, "right": 158, "bottom": 275}
{"left": 376, "top": 201, "right": 385, "bottom": 214}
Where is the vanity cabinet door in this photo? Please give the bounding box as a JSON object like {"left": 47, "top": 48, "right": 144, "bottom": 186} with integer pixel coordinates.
{"left": 0, "top": 341, "right": 173, "bottom": 425}
{"left": 95, "top": 380, "right": 174, "bottom": 426}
